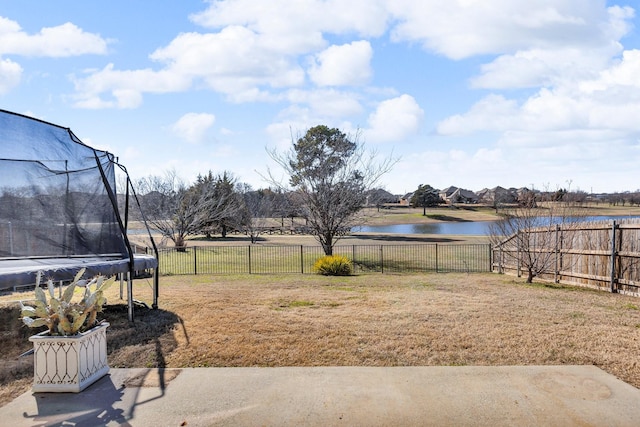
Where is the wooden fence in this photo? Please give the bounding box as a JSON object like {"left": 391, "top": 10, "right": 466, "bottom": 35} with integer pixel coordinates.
{"left": 492, "top": 219, "right": 640, "bottom": 296}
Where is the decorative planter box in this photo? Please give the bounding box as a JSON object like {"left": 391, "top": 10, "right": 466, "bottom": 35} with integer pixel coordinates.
{"left": 29, "top": 322, "right": 110, "bottom": 393}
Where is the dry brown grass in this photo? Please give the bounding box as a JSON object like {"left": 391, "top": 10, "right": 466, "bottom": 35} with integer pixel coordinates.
{"left": 2, "top": 272, "right": 639, "bottom": 408}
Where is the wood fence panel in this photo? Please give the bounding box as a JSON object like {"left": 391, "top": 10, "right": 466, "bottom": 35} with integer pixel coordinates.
{"left": 493, "top": 218, "right": 640, "bottom": 296}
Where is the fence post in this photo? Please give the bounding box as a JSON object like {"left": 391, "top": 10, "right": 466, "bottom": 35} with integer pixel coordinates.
{"left": 554, "top": 225, "right": 559, "bottom": 283}
{"left": 248, "top": 245, "right": 252, "bottom": 274}
{"left": 487, "top": 243, "right": 493, "bottom": 273}
{"left": 194, "top": 246, "right": 198, "bottom": 275}
{"left": 380, "top": 245, "right": 384, "bottom": 274}
{"left": 516, "top": 231, "right": 521, "bottom": 278}
{"left": 300, "top": 245, "right": 304, "bottom": 274}
{"left": 610, "top": 220, "right": 617, "bottom": 293}
{"left": 435, "top": 243, "right": 438, "bottom": 272}
{"left": 352, "top": 245, "right": 356, "bottom": 273}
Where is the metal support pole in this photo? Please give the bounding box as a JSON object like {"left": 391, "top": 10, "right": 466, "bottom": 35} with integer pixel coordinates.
{"left": 8, "top": 222, "right": 13, "bottom": 255}
{"left": 127, "top": 271, "right": 134, "bottom": 322}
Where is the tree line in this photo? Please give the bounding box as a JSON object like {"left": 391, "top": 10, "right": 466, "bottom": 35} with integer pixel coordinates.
{"left": 130, "top": 125, "right": 395, "bottom": 255}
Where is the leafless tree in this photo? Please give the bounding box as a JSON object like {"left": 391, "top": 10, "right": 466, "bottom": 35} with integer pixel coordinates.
{"left": 134, "top": 170, "right": 241, "bottom": 249}
{"left": 238, "top": 186, "right": 277, "bottom": 243}
{"left": 489, "top": 198, "right": 586, "bottom": 283}
{"left": 267, "top": 125, "right": 396, "bottom": 255}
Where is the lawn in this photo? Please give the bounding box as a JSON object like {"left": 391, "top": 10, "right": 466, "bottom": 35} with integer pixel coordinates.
{"left": 1, "top": 272, "right": 639, "bottom": 407}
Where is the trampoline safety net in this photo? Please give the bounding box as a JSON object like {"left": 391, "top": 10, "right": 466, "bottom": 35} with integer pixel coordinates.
{"left": 0, "top": 110, "right": 127, "bottom": 259}
{"left": 0, "top": 110, "right": 159, "bottom": 320}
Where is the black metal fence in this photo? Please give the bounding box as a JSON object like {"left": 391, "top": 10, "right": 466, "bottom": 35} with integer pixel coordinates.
{"left": 158, "top": 244, "right": 492, "bottom": 275}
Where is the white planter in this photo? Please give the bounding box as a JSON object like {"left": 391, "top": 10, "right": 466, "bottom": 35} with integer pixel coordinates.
{"left": 29, "top": 322, "right": 110, "bottom": 393}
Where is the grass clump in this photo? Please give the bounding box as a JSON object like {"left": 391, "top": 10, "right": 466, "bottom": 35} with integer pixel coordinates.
{"left": 313, "top": 255, "right": 353, "bottom": 276}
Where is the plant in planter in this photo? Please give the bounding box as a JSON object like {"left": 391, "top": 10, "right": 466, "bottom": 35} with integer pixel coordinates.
{"left": 20, "top": 268, "right": 115, "bottom": 392}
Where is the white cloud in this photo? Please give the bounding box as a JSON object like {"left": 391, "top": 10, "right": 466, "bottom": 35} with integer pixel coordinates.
{"left": 468, "top": 6, "right": 635, "bottom": 91}
{"left": 366, "top": 94, "right": 424, "bottom": 143}
{"left": 440, "top": 44, "right": 640, "bottom": 139}
{"left": 190, "top": 0, "right": 388, "bottom": 50}
{"left": 73, "top": 26, "right": 307, "bottom": 108}
{"left": 71, "top": 0, "right": 388, "bottom": 107}
{"left": 428, "top": 33, "right": 640, "bottom": 194}
{"left": 150, "top": 28, "right": 306, "bottom": 92}
{"left": 389, "top": 147, "right": 508, "bottom": 193}
{"left": 437, "top": 95, "right": 520, "bottom": 135}
{"left": 386, "top": 1, "right": 633, "bottom": 60}
{"left": 72, "top": 64, "right": 191, "bottom": 109}
{"left": 171, "top": 113, "right": 216, "bottom": 144}
{"left": 285, "top": 89, "right": 363, "bottom": 118}
{"left": 0, "top": 56, "right": 22, "bottom": 94}
{"left": 308, "top": 41, "right": 373, "bottom": 86}
{"left": 470, "top": 47, "right": 614, "bottom": 90}
{"left": 385, "top": 128, "right": 640, "bottom": 194}
{"left": 0, "top": 17, "right": 109, "bottom": 57}
{"left": 580, "top": 49, "right": 640, "bottom": 93}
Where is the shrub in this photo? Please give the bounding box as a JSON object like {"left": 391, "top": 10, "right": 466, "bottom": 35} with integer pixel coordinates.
{"left": 313, "top": 255, "right": 353, "bottom": 276}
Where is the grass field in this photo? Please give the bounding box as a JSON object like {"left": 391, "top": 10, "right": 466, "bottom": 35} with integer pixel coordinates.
{"left": 2, "top": 272, "right": 639, "bottom": 407}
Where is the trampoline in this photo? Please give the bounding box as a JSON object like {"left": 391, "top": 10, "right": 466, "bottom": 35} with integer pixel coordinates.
{"left": 0, "top": 109, "right": 159, "bottom": 320}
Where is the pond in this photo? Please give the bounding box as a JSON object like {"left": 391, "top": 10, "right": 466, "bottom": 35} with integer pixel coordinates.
{"left": 354, "top": 216, "right": 640, "bottom": 236}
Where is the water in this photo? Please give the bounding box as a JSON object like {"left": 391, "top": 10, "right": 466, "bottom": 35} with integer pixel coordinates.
{"left": 355, "top": 222, "right": 493, "bottom": 235}
{"left": 354, "top": 216, "right": 640, "bottom": 236}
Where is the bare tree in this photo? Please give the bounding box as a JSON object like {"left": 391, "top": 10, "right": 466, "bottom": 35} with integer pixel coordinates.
{"left": 267, "top": 125, "right": 396, "bottom": 255}
{"left": 238, "top": 186, "right": 277, "bottom": 243}
{"left": 134, "top": 170, "right": 242, "bottom": 249}
{"left": 134, "top": 171, "right": 196, "bottom": 249}
{"left": 489, "top": 197, "right": 586, "bottom": 283}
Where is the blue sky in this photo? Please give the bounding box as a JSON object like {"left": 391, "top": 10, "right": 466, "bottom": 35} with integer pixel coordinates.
{"left": 1, "top": 0, "right": 639, "bottom": 195}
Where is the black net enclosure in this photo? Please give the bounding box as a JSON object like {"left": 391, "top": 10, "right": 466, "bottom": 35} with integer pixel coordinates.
{"left": 0, "top": 109, "right": 158, "bottom": 318}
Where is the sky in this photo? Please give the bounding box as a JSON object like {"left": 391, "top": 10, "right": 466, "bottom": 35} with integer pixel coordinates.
{"left": 1, "top": 0, "right": 640, "bottom": 196}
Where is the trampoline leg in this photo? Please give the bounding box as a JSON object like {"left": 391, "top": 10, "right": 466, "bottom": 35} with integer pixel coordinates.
{"left": 127, "top": 272, "right": 134, "bottom": 322}
{"left": 119, "top": 273, "right": 124, "bottom": 300}
{"left": 152, "top": 268, "right": 159, "bottom": 310}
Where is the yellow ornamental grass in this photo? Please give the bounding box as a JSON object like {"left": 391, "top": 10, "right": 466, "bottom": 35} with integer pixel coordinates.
{"left": 20, "top": 268, "right": 115, "bottom": 336}
{"left": 313, "top": 255, "right": 353, "bottom": 276}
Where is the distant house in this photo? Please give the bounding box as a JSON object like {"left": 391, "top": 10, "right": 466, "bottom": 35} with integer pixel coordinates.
{"left": 399, "top": 192, "right": 414, "bottom": 206}
{"left": 365, "top": 188, "right": 397, "bottom": 207}
{"left": 477, "top": 186, "right": 517, "bottom": 205}
{"left": 439, "top": 186, "right": 458, "bottom": 202}
{"left": 440, "top": 186, "right": 478, "bottom": 204}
